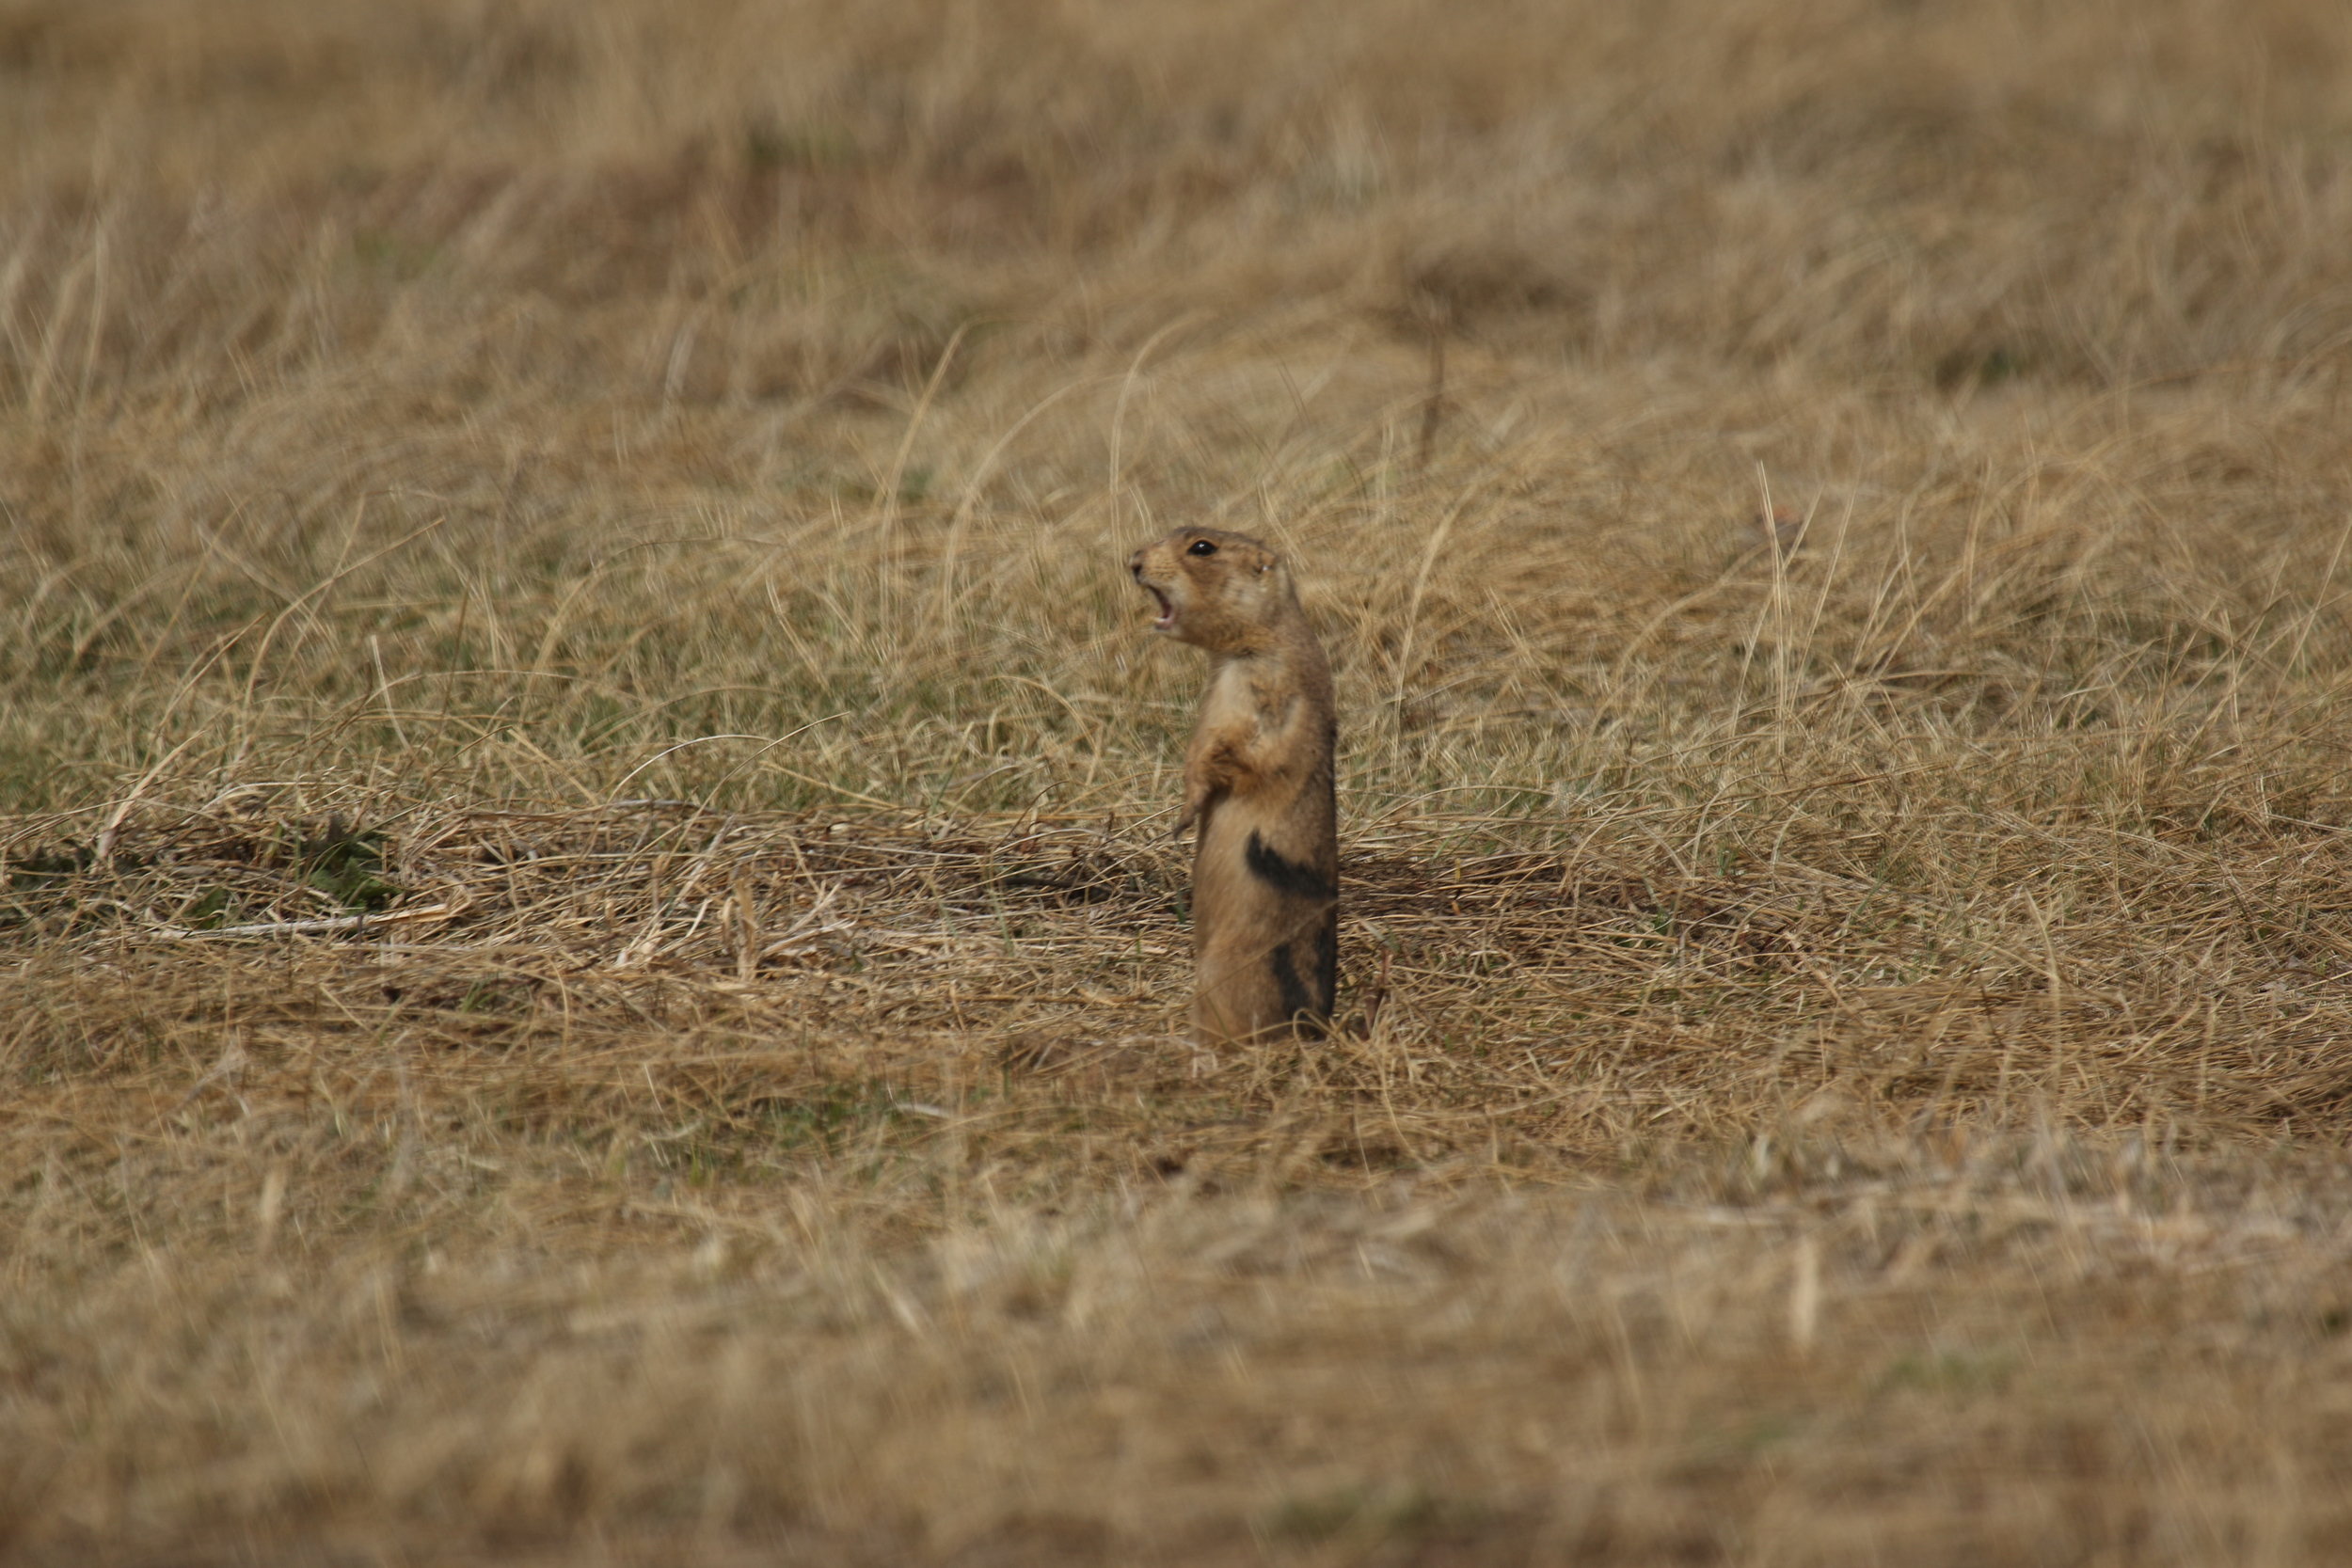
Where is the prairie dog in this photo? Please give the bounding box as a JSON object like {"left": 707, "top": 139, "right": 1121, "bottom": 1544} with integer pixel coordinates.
{"left": 1129, "top": 527, "right": 1338, "bottom": 1045}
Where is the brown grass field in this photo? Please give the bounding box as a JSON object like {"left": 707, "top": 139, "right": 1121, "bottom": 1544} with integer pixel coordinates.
{"left": 9, "top": 1, "right": 2352, "bottom": 1561}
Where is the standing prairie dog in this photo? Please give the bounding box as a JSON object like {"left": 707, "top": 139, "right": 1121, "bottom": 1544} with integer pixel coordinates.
{"left": 1129, "top": 527, "right": 1338, "bottom": 1045}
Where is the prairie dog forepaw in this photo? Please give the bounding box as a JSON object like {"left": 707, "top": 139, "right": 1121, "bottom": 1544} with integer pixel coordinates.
{"left": 1175, "top": 790, "right": 1208, "bottom": 837}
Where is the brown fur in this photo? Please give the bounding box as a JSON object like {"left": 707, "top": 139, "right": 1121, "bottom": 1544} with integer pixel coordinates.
{"left": 1129, "top": 527, "right": 1338, "bottom": 1046}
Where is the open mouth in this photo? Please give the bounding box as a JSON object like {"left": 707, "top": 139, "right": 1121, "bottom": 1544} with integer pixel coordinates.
{"left": 1144, "top": 585, "right": 1176, "bottom": 630}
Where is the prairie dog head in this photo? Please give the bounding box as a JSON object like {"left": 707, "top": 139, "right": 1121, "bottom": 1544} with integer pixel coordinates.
{"left": 1127, "top": 527, "right": 1298, "bottom": 654}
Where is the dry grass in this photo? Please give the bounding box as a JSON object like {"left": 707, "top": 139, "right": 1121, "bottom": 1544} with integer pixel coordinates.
{"left": 9, "top": 0, "right": 2352, "bottom": 1561}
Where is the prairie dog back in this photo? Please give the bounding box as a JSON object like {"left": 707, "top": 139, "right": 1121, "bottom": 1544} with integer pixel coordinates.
{"left": 1129, "top": 527, "right": 1338, "bottom": 1045}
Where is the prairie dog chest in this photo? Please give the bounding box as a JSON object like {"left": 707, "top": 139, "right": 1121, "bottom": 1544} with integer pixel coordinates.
{"left": 1196, "top": 661, "right": 1277, "bottom": 742}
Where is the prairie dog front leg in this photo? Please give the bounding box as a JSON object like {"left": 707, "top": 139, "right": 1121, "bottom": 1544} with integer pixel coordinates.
{"left": 1177, "top": 734, "right": 1247, "bottom": 835}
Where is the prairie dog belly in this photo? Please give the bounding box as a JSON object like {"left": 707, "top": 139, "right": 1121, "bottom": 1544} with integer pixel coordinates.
{"left": 1191, "top": 778, "right": 1337, "bottom": 1044}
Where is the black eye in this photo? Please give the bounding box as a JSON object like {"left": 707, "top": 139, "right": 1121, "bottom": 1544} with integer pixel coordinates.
{"left": 1187, "top": 538, "right": 1217, "bottom": 557}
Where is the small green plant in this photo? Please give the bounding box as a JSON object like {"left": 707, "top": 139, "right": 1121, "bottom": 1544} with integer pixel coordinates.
{"left": 758, "top": 1082, "right": 915, "bottom": 1155}
{"left": 295, "top": 821, "right": 401, "bottom": 912}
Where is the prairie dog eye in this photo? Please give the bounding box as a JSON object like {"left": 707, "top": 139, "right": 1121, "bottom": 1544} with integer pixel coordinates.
{"left": 1187, "top": 538, "right": 1217, "bottom": 557}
